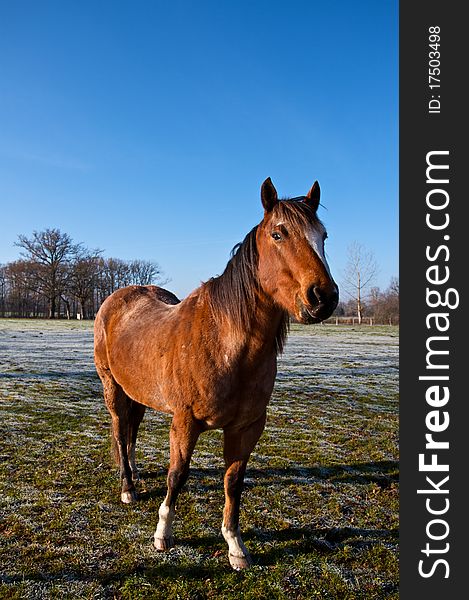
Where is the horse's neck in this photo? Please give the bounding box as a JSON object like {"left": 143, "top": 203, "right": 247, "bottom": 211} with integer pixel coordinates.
{"left": 245, "top": 294, "right": 286, "bottom": 350}
{"left": 203, "top": 284, "right": 286, "bottom": 357}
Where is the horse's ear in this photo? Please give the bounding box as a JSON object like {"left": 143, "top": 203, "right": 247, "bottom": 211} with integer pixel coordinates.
{"left": 305, "top": 181, "right": 320, "bottom": 212}
{"left": 261, "top": 177, "right": 278, "bottom": 213}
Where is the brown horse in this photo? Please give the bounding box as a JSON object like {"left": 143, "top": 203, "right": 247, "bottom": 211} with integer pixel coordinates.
{"left": 94, "top": 178, "right": 338, "bottom": 569}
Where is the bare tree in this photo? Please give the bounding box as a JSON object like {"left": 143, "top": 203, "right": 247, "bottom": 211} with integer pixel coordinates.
{"left": 368, "top": 281, "right": 399, "bottom": 325}
{"left": 388, "top": 276, "right": 399, "bottom": 297}
{"left": 383, "top": 277, "right": 399, "bottom": 324}
{"left": 67, "top": 250, "right": 102, "bottom": 319}
{"left": 128, "top": 259, "right": 164, "bottom": 286}
{"left": 3, "top": 260, "right": 45, "bottom": 317}
{"left": 15, "top": 229, "right": 81, "bottom": 318}
{"left": 341, "top": 242, "right": 378, "bottom": 324}
{"left": 3, "top": 230, "right": 167, "bottom": 318}
{"left": 0, "top": 265, "right": 6, "bottom": 317}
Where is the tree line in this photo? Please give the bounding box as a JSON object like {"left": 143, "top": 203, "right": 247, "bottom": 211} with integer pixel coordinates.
{"left": 334, "top": 277, "right": 399, "bottom": 324}
{"left": 336, "top": 242, "right": 399, "bottom": 324}
{"left": 0, "top": 228, "right": 164, "bottom": 319}
{"left": 1, "top": 229, "right": 399, "bottom": 324}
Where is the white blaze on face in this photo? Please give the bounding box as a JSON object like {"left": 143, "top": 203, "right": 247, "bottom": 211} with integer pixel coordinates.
{"left": 306, "top": 224, "right": 333, "bottom": 278}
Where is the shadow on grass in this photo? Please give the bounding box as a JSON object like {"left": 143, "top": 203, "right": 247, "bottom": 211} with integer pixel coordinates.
{"left": 1, "top": 462, "right": 398, "bottom": 589}
{"left": 139, "top": 460, "right": 398, "bottom": 496}
{"left": 246, "top": 525, "right": 398, "bottom": 566}
{"left": 0, "top": 524, "right": 398, "bottom": 587}
{"left": 246, "top": 460, "right": 398, "bottom": 487}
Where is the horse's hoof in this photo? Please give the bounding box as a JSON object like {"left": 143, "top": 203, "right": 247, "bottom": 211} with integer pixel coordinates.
{"left": 229, "top": 552, "right": 253, "bottom": 570}
{"left": 121, "top": 490, "right": 138, "bottom": 504}
{"left": 154, "top": 535, "right": 175, "bottom": 551}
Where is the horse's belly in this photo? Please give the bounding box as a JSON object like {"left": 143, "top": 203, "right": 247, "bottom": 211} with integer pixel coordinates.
{"left": 189, "top": 361, "right": 277, "bottom": 430}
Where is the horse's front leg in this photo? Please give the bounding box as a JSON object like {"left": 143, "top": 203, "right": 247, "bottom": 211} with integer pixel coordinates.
{"left": 154, "top": 410, "right": 201, "bottom": 551}
{"left": 222, "top": 413, "right": 266, "bottom": 570}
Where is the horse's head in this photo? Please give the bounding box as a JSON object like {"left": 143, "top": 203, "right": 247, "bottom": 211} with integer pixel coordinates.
{"left": 256, "top": 178, "right": 339, "bottom": 324}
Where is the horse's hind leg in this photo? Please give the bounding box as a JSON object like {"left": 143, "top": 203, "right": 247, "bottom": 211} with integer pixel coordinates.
{"left": 222, "top": 412, "right": 266, "bottom": 570}
{"left": 154, "top": 410, "right": 201, "bottom": 551}
{"left": 100, "top": 371, "right": 137, "bottom": 504}
{"left": 127, "top": 401, "right": 146, "bottom": 482}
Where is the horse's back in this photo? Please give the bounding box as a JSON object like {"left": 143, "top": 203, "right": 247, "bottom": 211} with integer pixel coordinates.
{"left": 98, "top": 284, "right": 178, "bottom": 322}
{"left": 102, "top": 284, "right": 178, "bottom": 312}
{"left": 94, "top": 285, "right": 180, "bottom": 371}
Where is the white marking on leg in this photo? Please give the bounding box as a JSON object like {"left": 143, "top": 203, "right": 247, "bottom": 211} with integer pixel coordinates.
{"left": 154, "top": 499, "right": 175, "bottom": 548}
{"left": 221, "top": 525, "right": 249, "bottom": 559}
{"left": 121, "top": 490, "right": 137, "bottom": 503}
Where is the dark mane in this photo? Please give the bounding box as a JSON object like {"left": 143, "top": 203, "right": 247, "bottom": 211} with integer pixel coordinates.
{"left": 205, "top": 198, "right": 319, "bottom": 353}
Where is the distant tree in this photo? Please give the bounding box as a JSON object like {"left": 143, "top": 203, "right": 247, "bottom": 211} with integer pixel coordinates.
{"left": 104, "top": 258, "right": 131, "bottom": 294}
{"left": 383, "top": 277, "right": 399, "bottom": 324}
{"left": 342, "top": 242, "right": 378, "bottom": 324}
{"left": 369, "top": 286, "right": 381, "bottom": 304}
{"left": 368, "top": 278, "right": 399, "bottom": 324}
{"left": 96, "top": 257, "right": 165, "bottom": 303}
{"left": 67, "top": 250, "right": 103, "bottom": 319}
{"left": 388, "top": 276, "right": 399, "bottom": 296}
{"left": 0, "top": 265, "right": 6, "bottom": 317}
{"left": 128, "top": 259, "right": 164, "bottom": 286}
{"left": 15, "top": 229, "right": 81, "bottom": 318}
{"left": 2, "top": 229, "right": 167, "bottom": 318}
{"left": 3, "top": 260, "right": 44, "bottom": 317}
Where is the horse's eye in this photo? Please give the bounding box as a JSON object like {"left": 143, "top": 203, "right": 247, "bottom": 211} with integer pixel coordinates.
{"left": 271, "top": 231, "right": 282, "bottom": 241}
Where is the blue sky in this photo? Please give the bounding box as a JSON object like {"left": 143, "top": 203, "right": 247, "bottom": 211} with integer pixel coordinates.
{"left": 0, "top": 1, "right": 398, "bottom": 299}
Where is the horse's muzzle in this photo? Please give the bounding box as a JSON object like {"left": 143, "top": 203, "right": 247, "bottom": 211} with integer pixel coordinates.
{"left": 299, "top": 285, "right": 339, "bottom": 324}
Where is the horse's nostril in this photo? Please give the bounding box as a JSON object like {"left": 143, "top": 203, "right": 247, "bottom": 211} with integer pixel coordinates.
{"left": 307, "top": 286, "right": 321, "bottom": 307}
{"left": 307, "top": 286, "right": 338, "bottom": 308}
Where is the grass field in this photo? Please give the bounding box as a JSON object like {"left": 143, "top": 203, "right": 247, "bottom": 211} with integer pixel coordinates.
{"left": 0, "top": 319, "right": 398, "bottom": 599}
